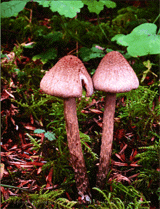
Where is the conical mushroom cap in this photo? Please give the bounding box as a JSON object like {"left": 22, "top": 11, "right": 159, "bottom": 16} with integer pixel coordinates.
{"left": 40, "top": 55, "right": 93, "bottom": 98}
{"left": 93, "top": 51, "right": 139, "bottom": 93}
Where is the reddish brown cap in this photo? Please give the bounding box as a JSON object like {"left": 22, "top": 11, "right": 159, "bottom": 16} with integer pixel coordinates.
{"left": 40, "top": 55, "right": 93, "bottom": 98}
{"left": 93, "top": 51, "right": 139, "bottom": 93}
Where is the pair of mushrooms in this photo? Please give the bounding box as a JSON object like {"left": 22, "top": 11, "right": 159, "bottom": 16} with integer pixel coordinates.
{"left": 40, "top": 51, "right": 139, "bottom": 201}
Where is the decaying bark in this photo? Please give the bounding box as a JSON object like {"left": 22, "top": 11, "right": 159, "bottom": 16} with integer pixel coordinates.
{"left": 96, "top": 93, "right": 116, "bottom": 189}
{"left": 64, "top": 98, "right": 91, "bottom": 201}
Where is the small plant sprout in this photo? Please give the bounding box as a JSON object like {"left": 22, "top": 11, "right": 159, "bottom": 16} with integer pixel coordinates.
{"left": 93, "top": 51, "right": 139, "bottom": 189}
{"left": 40, "top": 55, "right": 93, "bottom": 202}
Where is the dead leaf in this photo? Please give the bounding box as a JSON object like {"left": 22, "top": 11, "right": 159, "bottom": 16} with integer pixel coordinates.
{"left": 115, "top": 153, "right": 125, "bottom": 162}
{"left": 8, "top": 190, "right": 17, "bottom": 196}
{"left": 111, "top": 160, "right": 128, "bottom": 166}
{"left": 17, "top": 180, "right": 33, "bottom": 188}
{"left": 66, "top": 192, "right": 72, "bottom": 201}
{"left": 37, "top": 167, "right": 42, "bottom": 174}
{"left": 1, "top": 187, "right": 9, "bottom": 200}
{"left": 89, "top": 109, "right": 103, "bottom": 114}
{"left": 128, "top": 173, "right": 140, "bottom": 179}
{"left": 1, "top": 52, "right": 15, "bottom": 63}
{"left": 46, "top": 168, "right": 53, "bottom": 188}
{"left": 130, "top": 161, "right": 141, "bottom": 167}
{"left": 30, "top": 114, "right": 34, "bottom": 124}
{"left": 9, "top": 145, "right": 18, "bottom": 150}
{"left": 115, "top": 129, "right": 125, "bottom": 140}
{"left": 114, "top": 117, "right": 121, "bottom": 123}
{"left": 109, "top": 173, "right": 131, "bottom": 184}
{"left": 130, "top": 149, "right": 138, "bottom": 161}
{"left": 93, "top": 118, "right": 102, "bottom": 128}
{"left": 1, "top": 89, "right": 15, "bottom": 101}
{"left": 10, "top": 161, "right": 44, "bottom": 168}
{"left": 23, "top": 123, "right": 37, "bottom": 130}
{"left": 119, "top": 144, "right": 128, "bottom": 155}
{"left": 10, "top": 104, "right": 18, "bottom": 115}
{"left": 81, "top": 110, "right": 90, "bottom": 114}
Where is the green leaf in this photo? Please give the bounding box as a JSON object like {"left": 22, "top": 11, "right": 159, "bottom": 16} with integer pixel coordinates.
{"left": 101, "top": 0, "right": 116, "bottom": 9}
{"left": 79, "top": 45, "right": 105, "bottom": 61}
{"left": 80, "top": 132, "right": 91, "bottom": 142}
{"left": 34, "top": 129, "right": 45, "bottom": 134}
{"left": 44, "top": 131, "right": 56, "bottom": 141}
{"left": 50, "top": 0, "right": 84, "bottom": 18}
{"left": 1, "top": 0, "right": 29, "bottom": 18}
{"left": 23, "top": 42, "right": 36, "bottom": 49}
{"left": 112, "top": 23, "right": 160, "bottom": 57}
{"left": 82, "top": 0, "right": 116, "bottom": 14}
{"left": 111, "top": 34, "right": 128, "bottom": 46}
{"left": 35, "top": 0, "right": 84, "bottom": 18}
{"left": 32, "top": 48, "right": 57, "bottom": 64}
{"left": 35, "top": 0, "right": 50, "bottom": 7}
{"left": 44, "top": 32, "right": 63, "bottom": 43}
{"left": 1, "top": 54, "right": 7, "bottom": 59}
{"left": 34, "top": 129, "right": 56, "bottom": 141}
{"left": 82, "top": 0, "right": 104, "bottom": 14}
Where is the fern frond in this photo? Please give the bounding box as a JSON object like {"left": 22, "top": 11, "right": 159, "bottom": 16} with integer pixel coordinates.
{"left": 26, "top": 133, "right": 41, "bottom": 151}
{"left": 2, "top": 195, "right": 22, "bottom": 204}
{"left": 135, "top": 141, "right": 160, "bottom": 166}
{"left": 80, "top": 132, "right": 98, "bottom": 161}
{"left": 55, "top": 198, "right": 77, "bottom": 209}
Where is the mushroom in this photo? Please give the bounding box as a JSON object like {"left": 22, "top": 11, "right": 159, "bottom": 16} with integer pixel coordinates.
{"left": 40, "top": 55, "right": 93, "bottom": 201}
{"left": 92, "top": 51, "right": 139, "bottom": 189}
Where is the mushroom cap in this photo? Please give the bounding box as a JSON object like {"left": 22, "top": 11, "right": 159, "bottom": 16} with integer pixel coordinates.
{"left": 92, "top": 51, "right": 139, "bottom": 93}
{"left": 40, "top": 55, "right": 93, "bottom": 98}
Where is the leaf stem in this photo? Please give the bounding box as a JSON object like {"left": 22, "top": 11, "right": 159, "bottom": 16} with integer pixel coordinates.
{"left": 1, "top": 184, "right": 28, "bottom": 191}
{"left": 153, "top": 13, "right": 160, "bottom": 24}
{"left": 97, "top": 14, "right": 110, "bottom": 42}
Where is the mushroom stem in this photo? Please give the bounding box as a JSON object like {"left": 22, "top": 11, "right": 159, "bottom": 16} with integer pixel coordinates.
{"left": 64, "top": 97, "right": 91, "bottom": 200}
{"left": 96, "top": 93, "right": 116, "bottom": 188}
